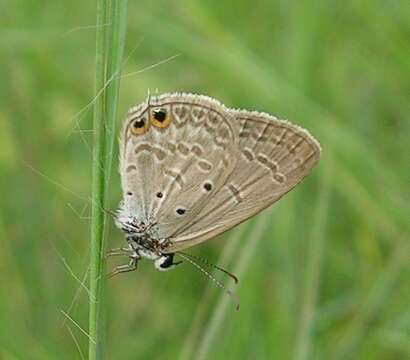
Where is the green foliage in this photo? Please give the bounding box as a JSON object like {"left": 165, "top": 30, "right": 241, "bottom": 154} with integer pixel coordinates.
{"left": 0, "top": 1, "right": 409, "bottom": 359}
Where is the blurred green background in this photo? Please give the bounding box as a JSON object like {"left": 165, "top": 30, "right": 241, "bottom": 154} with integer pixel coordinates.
{"left": 1, "top": 1, "right": 409, "bottom": 359}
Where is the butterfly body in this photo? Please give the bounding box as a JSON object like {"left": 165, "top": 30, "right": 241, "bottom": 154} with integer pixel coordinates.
{"left": 109, "top": 93, "right": 321, "bottom": 275}
{"left": 113, "top": 202, "right": 179, "bottom": 271}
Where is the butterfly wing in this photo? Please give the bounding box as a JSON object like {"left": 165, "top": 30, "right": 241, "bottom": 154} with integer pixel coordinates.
{"left": 120, "top": 93, "right": 239, "bottom": 232}
{"left": 165, "top": 109, "right": 321, "bottom": 252}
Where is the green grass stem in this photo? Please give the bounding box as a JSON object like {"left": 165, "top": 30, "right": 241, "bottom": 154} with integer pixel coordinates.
{"left": 89, "top": 1, "right": 128, "bottom": 359}
{"left": 89, "top": 1, "right": 108, "bottom": 357}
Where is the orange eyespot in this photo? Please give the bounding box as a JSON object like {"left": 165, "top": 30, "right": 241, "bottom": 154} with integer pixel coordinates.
{"left": 131, "top": 117, "right": 149, "bottom": 135}
{"left": 150, "top": 108, "right": 172, "bottom": 128}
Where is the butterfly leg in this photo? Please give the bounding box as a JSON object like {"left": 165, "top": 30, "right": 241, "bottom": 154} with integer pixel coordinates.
{"left": 105, "top": 247, "right": 133, "bottom": 258}
{"left": 107, "top": 257, "right": 138, "bottom": 278}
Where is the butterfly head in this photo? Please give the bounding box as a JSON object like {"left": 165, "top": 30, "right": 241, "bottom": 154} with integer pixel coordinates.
{"left": 106, "top": 204, "right": 181, "bottom": 273}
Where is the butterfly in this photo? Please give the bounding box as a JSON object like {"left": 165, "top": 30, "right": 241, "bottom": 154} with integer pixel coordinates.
{"left": 107, "top": 93, "right": 321, "bottom": 276}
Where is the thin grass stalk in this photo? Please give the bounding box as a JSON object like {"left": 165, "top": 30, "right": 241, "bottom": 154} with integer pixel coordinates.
{"left": 196, "top": 210, "right": 274, "bottom": 360}
{"left": 104, "top": 0, "right": 128, "bottom": 178}
{"left": 89, "top": 0, "right": 108, "bottom": 358}
{"left": 294, "top": 163, "right": 331, "bottom": 360}
{"left": 89, "top": 1, "right": 128, "bottom": 359}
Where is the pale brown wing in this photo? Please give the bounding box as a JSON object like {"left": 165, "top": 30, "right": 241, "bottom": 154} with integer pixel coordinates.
{"left": 120, "top": 93, "right": 239, "bottom": 233}
{"left": 165, "top": 109, "right": 321, "bottom": 252}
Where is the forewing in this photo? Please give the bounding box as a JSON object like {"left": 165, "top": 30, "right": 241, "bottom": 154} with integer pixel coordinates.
{"left": 166, "top": 109, "right": 321, "bottom": 252}
{"left": 120, "top": 93, "right": 239, "bottom": 233}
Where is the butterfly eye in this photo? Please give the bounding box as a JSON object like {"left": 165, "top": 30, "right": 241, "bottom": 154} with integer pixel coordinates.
{"left": 150, "top": 108, "right": 172, "bottom": 128}
{"left": 131, "top": 117, "right": 149, "bottom": 135}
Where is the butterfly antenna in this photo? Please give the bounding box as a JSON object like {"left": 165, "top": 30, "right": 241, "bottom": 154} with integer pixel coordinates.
{"left": 176, "top": 252, "right": 240, "bottom": 311}
{"left": 176, "top": 251, "right": 239, "bottom": 284}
